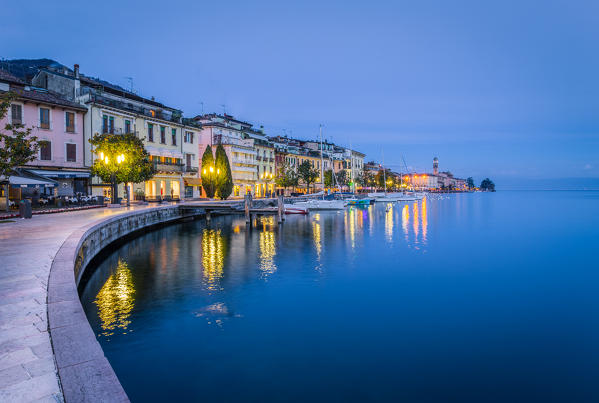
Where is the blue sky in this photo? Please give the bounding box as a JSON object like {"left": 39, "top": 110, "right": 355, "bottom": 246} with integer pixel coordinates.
{"left": 3, "top": 0, "right": 598, "bottom": 187}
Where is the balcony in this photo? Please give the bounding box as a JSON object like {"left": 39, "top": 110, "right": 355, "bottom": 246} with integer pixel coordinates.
{"left": 184, "top": 166, "right": 198, "bottom": 173}
{"left": 256, "top": 156, "right": 262, "bottom": 161}
{"left": 152, "top": 161, "right": 183, "bottom": 172}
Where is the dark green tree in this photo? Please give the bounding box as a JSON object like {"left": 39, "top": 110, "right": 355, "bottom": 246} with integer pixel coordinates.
{"left": 480, "top": 178, "right": 496, "bottom": 191}
{"left": 200, "top": 145, "right": 216, "bottom": 198}
{"left": 298, "top": 160, "right": 319, "bottom": 193}
{"left": 0, "top": 92, "right": 39, "bottom": 211}
{"left": 89, "top": 133, "right": 154, "bottom": 204}
{"left": 324, "top": 169, "right": 334, "bottom": 188}
{"left": 336, "top": 169, "right": 348, "bottom": 188}
{"left": 275, "top": 162, "right": 299, "bottom": 194}
{"left": 467, "top": 177, "right": 475, "bottom": 189}
{"left": 215, "top": 144, "right": 233, "bottom": 200}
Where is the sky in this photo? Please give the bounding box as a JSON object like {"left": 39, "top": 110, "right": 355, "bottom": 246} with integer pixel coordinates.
{"left": 2, "top": 0, "right": 598, "bottom": 188}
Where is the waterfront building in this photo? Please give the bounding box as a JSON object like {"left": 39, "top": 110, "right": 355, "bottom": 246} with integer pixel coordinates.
{"left": 402, "top": 157, "right": 468, "bottom": 191}
{"left": 0, "top": 69, "right": 88, "bottom": 198}
{"left": 195, "top": 114, "right": 258, "bottom": 197}
{"left": 245, "top": 127, "right": 275, "bottom": 197}
{"left": 30, "top": 63, "right": 202, "bottom": 200}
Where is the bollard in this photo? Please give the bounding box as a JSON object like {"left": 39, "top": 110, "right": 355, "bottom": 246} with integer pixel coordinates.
{"left": 277, "top": 194, "right": 284, "bottom": 223}
{"left": 206, "top": 210, "right": 211, "bottom": 222}
{"left": 244, "top": 194, "right": 252, "bottom": 224}
{"left": 19, "top": 199, "right": 32, "bottom": 219}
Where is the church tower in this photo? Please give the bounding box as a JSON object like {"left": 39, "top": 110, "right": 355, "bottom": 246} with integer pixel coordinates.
{"left": 433, "top": 157, "right": 439, "bottom": 175}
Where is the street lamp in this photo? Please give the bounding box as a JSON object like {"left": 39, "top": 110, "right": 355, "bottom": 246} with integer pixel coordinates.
{"left": 102, "top": 152, "right": 125, "bottom": 205}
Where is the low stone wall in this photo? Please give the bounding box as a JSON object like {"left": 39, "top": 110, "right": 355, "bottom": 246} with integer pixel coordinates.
{"left": 47, "top": 205, "right": 203, "bottom": 402}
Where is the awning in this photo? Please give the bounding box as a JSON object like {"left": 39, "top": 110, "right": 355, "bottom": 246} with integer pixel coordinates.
{"left": 27, "top": 169, "right": 91, "bottom": 178}
{"left": 184, "top": 178, "right": 202, "bottom": 186}
{"left": 9, "top": 175, "right": 58, "bottom": 188}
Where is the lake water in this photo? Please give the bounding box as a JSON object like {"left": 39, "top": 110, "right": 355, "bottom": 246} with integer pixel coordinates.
{"left": 80, "top": 191, "right": 599, "bottom": 402}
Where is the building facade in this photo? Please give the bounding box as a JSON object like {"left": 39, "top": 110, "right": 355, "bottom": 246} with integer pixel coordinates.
{"left": 31, "top": 64, "right": 202, "bottom": 201}
{"left": 0, "top": 70, "right": 89, "bottom": 197}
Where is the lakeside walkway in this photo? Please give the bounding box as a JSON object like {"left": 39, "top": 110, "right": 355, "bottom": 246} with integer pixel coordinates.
{"left": 0, "top": 205, "right": 165, "bottom": 402}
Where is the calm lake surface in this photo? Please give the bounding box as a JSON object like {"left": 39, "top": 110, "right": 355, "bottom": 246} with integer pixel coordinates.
{"left": 81, "top": 191, "right": 599, "bottom": 402}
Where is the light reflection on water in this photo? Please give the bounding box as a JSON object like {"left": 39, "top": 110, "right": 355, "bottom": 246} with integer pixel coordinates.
{"left": 78, "top": 193, "right": 599, "bottom": 402}
{"left": 94, "top": 259, "right": 135, "bottom": 337}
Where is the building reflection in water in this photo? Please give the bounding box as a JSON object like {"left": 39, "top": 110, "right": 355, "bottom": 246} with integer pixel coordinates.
{"left": 421, "top": 197, "right": 428, "bottom": 243}
{"left": 413, "top": 201, "right": 420, "bottom": 242}
{"left": 201, "top": 229, "right": 225, "bottom": 291}
{"left": 348, "top": 207, "right": 356, "bottom": 249}
{"left": 94, "top": 259, "right": 135, "bottom": 337}
{"left": 385, "top": 204, "right": 394, "bottom": 242}
{"left": 259, "top": 217, "right": 277, "bottom": 278}
{"left": 402, "top": 204, "right": 409, "bottom": 240}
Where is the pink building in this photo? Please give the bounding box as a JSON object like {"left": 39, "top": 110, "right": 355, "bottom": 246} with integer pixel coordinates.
{"left": 0, "top": 70, "right": 88, "bottom": 196}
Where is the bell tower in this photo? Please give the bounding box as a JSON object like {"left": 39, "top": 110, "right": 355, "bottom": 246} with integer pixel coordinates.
{"left": 433, "top": 157, "right": 439, "bottom": 175}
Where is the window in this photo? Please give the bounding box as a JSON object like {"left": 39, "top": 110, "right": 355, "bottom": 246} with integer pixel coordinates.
{"left": 65, "top": 112, "right": 75, "bottom": 133}
{"left": 66, "top": 143, "right": 76, "bottom": 162}
{"left": 184, "top": 131, "right": 194, "bottom": 143}
{"left": 39, "top": 141, "right": 51, "bottom": 160}
{"left": 148, "top": 124, "right": 154, "bottom": 142}
{"left": 160, "top": 126, "right": 166, "bottom": 144}
{"left": 11, "top": 104, "right": 22, "bottom": 125}
{"left": 109, "top": 116, "right": 114, "bottom": 134}
{"left": 40, "top": 108, "right": 50, "bottom": 129}
{"left": 102, "top": 115, "right": 108, "bottom": 133}
{"left": 171, "top": 128, "right": 177, "bottom": 145}
{"left": 125, "top": 120, "right": 131, "bottom": 133}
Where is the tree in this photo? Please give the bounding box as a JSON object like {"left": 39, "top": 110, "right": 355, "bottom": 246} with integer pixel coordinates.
{"left": 480, "top": 178, "right": 495, "bottom": 192}
{"left": 466, "top": 177, "right": 475, "bottom": 189}
{"left": 275, "top": 162, "right": 298, "bottom": 194}
{"left": 0, "top": 92, "right": 39, "bottom": 211}
{"left": 336, "top": 169, "right": 348, "bottom": 189}
{"left": 298, "top": 160, "right": 319, "bottom": 193}
{"left": 89, "top": 133, "right": 154, "bottom": 204}
{"left": 215, "top": 144, "right": 233, "bottom": 200}
{"left": 324, "top": 169, "right": 334, "bottom": 188}
{"left": 200, "top": 145, "right": 216, "bottom": 198}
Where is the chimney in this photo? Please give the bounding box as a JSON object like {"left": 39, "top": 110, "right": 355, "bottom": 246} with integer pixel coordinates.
{"left": 73, "top": 64, "right": 80, "bottom": 101}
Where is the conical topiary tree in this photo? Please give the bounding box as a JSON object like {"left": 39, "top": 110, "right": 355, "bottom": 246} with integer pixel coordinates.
{"left": 215, "top": 144, "right": 233, "bottom": 200}
{"left": 200, "top": 145, "right": 216, "bottom": 198}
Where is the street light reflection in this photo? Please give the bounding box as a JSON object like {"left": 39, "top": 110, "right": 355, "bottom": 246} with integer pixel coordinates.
{"left": 94, "top": 259, "right": 135, "bottom": 337}
{"left": 201, "top": 229, "right": 225, "bottom": 291}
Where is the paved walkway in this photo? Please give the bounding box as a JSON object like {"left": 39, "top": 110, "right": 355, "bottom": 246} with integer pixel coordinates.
{"left": 0, "top": 206, "right": 152, "bottom": 402}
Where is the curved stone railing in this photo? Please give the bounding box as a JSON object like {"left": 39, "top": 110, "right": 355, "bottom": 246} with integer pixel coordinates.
{"left": 47, "top": 205, "right": 201, "bottom": 402}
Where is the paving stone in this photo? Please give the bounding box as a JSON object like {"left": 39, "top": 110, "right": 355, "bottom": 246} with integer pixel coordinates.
{"left": 59, "top": 358, "right": 129, "bottom": 403}
{"left": 0, "top": 372, "right": 61, "bottom": 402}
{"left": 0, "top": 364, "right": 30, "bottom": 389}
{"left": 48, "top": 300, "right": 87, "bottom": 330}
{"left": 23, "top": 357, "right": 56, "bottom": 377}
{"left": 0, "top": 348, "right": 37, "bottom": 371}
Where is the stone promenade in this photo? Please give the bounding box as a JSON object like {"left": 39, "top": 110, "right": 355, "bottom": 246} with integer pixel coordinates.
{"left": 0, "top": 205, "right": 154, "bottom": 402}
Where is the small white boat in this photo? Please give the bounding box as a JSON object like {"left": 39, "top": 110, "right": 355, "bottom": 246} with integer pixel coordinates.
{"left": 292, "top": 199, "right": 346, "bottom": 211}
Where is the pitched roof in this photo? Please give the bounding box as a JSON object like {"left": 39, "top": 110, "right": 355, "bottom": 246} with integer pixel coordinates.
{"left": 7, "top": 86, "right": 87, "bottom": 111}
{"left": 0, "top": 69, "right": 26, "bottom": 85}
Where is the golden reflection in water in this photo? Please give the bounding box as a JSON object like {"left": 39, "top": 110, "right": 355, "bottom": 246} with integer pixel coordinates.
{"left": 413, "top": 202, "right": 420, "bottom": 241}
{"left": 348, "top": 208, "right": 356, "bottom": 249}
{"left": 201, "top": 229, "right": 225, "bottom": 291}
{"left": 94, "top": 259, "right": 135, "bottom": 337}
{"left": 385, "top": 204, "right": 393, "bottom": 242}
{"left": 312, "top": 214, "right": 322, "bottom": 260}
{"left": 259, "top": 228, "right": 277, "bottom": 278}
{"left": 422, "top": 197, "right": 428, "bottom": 243}
{"left": 402, "top": 204, "right": 409, "bottom": 239}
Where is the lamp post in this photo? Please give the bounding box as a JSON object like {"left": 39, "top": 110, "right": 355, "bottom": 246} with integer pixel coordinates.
{"left": 101, "top": 152, "right": 125, "bottom": 205}
{"left": 202, "top": 164, "right": 219, "bottom": 199}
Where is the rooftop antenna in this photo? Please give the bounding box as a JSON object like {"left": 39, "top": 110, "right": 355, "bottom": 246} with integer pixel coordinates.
{"left": 124, "top": 77, "right": 134, "bottom": 93}
{"left": 198, "top": 101, "right": 204, "bottom": 115}
{"left": 220, "top": 104, "right": 226, "bottom": 115}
